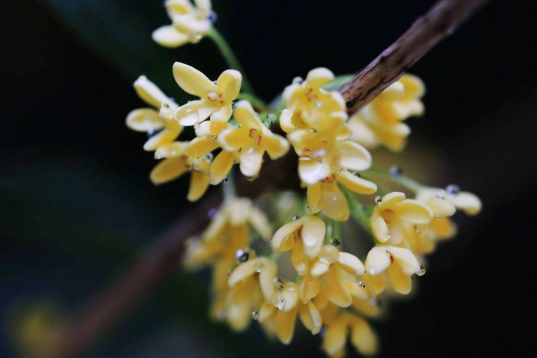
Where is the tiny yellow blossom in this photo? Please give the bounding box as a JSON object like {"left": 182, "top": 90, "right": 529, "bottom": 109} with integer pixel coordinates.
{"left": 321, "top": 312, "right": 378, "bottom": 358}
{"left": 371, "top": 192, "right": 433, "bottom": 244}
{"left": 172, "top": 62, "right": 242, "bottom": 125}
{"left": 348, "top": 74, "right": 425, "bottom": 152}
{"left": 307, "top": 171, "right": 377, "bottom": 221}
{"left": 289, "top": 129, "right": 373, "bottom": 185}
{"left": 150, "top": 141, "right": 211, "bottom": 201}
{"left": 126, "top": 76, "right": 183, "bottom": 151}
{"left": 218, "top": 100, "right": 290, "bottom": 179}
{"left": 226, "top": 257, "right": 277, "bottom": 331}
{"left": 409, "top": 186, "right": 482, "bottom": 252}
{"left": 280, "top": 67, "right": 348, "bottom": 134}
{"left": 364, "top": 245, "right": 422, "bottom": 295}
{"left": 184, "top": 198, "right": 271, "bottom": 321}
{"left": 153, "top": 0, "right": 213, "bottom": 48}
{"left": 271, "top": 215, "right": 326, "bottom": 260}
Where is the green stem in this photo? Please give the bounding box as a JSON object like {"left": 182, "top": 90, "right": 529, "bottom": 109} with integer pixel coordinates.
{"left": 208, "top": 28, "right": 256, "bottom": 95}
{"left": 340, "top": 184, "right": 372, "bottom": 233}
{"left": 222, "top": 169, "right": 237, "bottom": 200}
{"left": 269, "top": 252, "right": 282, "bottom": 261}
{"left": 365, "top": 168, "right": 424, "bottom": 193}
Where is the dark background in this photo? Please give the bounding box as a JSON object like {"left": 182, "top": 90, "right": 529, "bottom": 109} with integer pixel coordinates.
{"left": 1, "top": 0, "right": 536, "bottom": 357}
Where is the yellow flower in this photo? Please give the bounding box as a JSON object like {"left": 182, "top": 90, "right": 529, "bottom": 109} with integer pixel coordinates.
{"left": 126, "top": 76, "right": 183, "bottom": 151}
{"left": 150, "top": 141, "right": 212, "bottom": 201}
{"left": 409, "top": 186, "right": 482, "bottom": 253}
{"left": 226, "top": 257, "right": 278, "bottom": 331}
{"left": 364, "top": 245, "right": 422, "bottom": 295}
{"left": 321, "top": 312, "right": 378, "bottom": 358}
{"left": 218, "top": 100, "right": 290, "bottom": 179}
{"left": 172, "top": 62, "right": 242, "bottom": 125}
{"left": 307, "top": 172, "right": 377, "bottom": 221}
{"left": 348, "top": 74, "right": 425, "bottom": 152}
{"left": 280, "top": 67, "right": 348, "bottom": 134}
{"left": 288, "top": 129, "right": 372, "bottom": 185}
{"left": 184, "top": 198, "right": 271, "bottom": 268}
{"left": 258, "top": 281, "right": 324, "bottom": 344}
{"left": 153, "top": 0, "right": 213, "bottom": 48}
{"left": 184, "top": 198, "right": 271, "bottom": 321}
{"left": 271, "top": 215, "right": 326, "bottom": 260}
{"left": 370, "top": 192, "right": 433, "bottom": 244}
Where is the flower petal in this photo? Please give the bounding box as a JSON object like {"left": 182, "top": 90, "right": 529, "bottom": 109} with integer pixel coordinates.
{"left": 239, "top": 146, "right": 264, "bottom": 178}
{"left": 187, "top": 170, "right": 210, "bottom": 201}
{"left": 378, "top": 191, "right": 405, "bottom": 210}
{"left": 262, "top": 131, "right": 290, "bottom": 160}
{"left": 322, "top": 317, "right": 347, "bottom": 356}
{"left": 152, "top": 25, "right": 189, "bottom": 48}
{"left": 248, "top": 206, "right": 272, "bottom": 240}
{"left": 259, "top": 260, "right": 278, "bottom": 303}
{"left": 387, "top": 262, "right": 413, "bottom": 294}
{"left": 150, "top": 157, "right": 189, "bottom": 184}
{"left": 209, "top": 150, "right": 234, "bottom": 185}
{"left": 300, "top": 215, "right": 326, "bottom": 259}
{"left": 233, "top": 100, "right": 263, "bottom": 130}
{"left": 305, "top": 67, "right": 335, "bottom": 88}
{"left": 184, "top": 136, "right": 218, "bottom": 157}
{"left": 126, "top": 108, "right": 164, "bottom": 132}
{"left": 337, "top": 171, "right": 377, "bottom": 194}
{"left": 325, "top": 266, "right": 352, "bottom": 307}
{"left": 349, "top": 316, "right": 378, "bottom": 356}
{"left": 449, "top": 191, "right": 482, "bottom": 215}
{"left": 299, "top": 301, "right": 323, "bottom": 335}
{"left": 370, "top": 210, "right": 390, "bottom": 243}
{"left": 134, "top": 76, "right": 175, "bottom": 109}
{"left": 298, "top": 158, "right": 332, "bottom": 185}
{"left": 210, "top": 105, "right": 233, "bottom": 122}
{"left": 307, "top": 183, "right": 322, "bottom": 214}
{"left": 216, "top": 70, "right": 242, "bottom": 103}
{"left": 365, "top": 246, "right": 391, "bottom": 276}
{"left": 386, "top": 246, "right": 420, "bottom": 276}
{"left": 275, "top": 308, "right": 297, "bottom": 345}
{"left": 336, "top": 141, "right": 372, "bottom": 171}
{"left": 173, "top": 62, "right": 216, "bottom": 97}
{"left": 271, "top": 220, "right": 301, "bottom": 252}
{"left": 217, "top": 127, "right": 248, "bottom": 152}
{"left": 338, "top": 252, "right": 365, "bottom": 276}
{"left": 393, "top": 199, "right": 433, "bottom": 224}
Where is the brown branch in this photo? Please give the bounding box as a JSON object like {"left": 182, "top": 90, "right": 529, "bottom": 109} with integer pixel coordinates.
{"left": 339, "top": 0, "right": 490, "bottom": 114}
{"left": 45, "top": 0, "right": 490, "bottom": 357}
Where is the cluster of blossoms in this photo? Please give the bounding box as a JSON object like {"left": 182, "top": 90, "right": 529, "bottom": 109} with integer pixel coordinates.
{"left": 126, "top": 1, "right": 482, "bottom": 356}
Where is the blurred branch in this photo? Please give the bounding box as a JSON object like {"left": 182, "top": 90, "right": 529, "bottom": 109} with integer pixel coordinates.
{"left": 339, "top": 0, "right": 490, "bottom": 114}
{"left": 45, "top": 0, "right": 489, "bottom": 357}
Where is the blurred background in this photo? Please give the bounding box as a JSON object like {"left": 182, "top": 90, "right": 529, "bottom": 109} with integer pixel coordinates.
{"left": 1, "top": 0, "right": 536, "bottom": 357}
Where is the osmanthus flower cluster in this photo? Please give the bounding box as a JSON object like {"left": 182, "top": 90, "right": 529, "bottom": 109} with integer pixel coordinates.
{"left": 124, "top": 1, "right": 483, "bottom": 356}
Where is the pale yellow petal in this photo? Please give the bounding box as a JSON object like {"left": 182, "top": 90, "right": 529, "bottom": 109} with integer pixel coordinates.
{"left": 320, "top": 184, "right": 349, "bottom": 222}
{"left": 185, "top": 136, "right": 218, "bottom": 157}
{"left": 387, "top": 262, "right": 412, "bottom": 294}
{"left": 258, "top": 302, "right": 275, "bottom": 323}
{"left": 299, "top": 276, "right": 320, "bottom": 303}
{"left": 209, "top": 150, "right": 234, "bottom": 185}
{"left": 336, "top": 171, "right": 377, "bottom": 195}
{"left": 310, "top": 260, "right": 330, "bottom": 278}
{"left": 172, "top": 62, "right": 216, "bottom": 97}
{"left": 307, "top": 183, "right": 322, "bottom": 214}
{"left": 378, "top": 191, "right": 406, "bottom": 210}
{"left": 134, "top": 76, "right": 174, "bottom": 109}
{"left": 325, "top": 266, "right": 352, "bottom": 307}
{"left": 364, "top": 246, "right": 391, "bottom": 276}
{"left": 239, "top": 146, "right": 264, "bottom": 178}
{"left": 155, "top": 141, "right": 187, "bottom": 159}
{"left": 262, "top": 131, "right": 290, "bottom": 160}
{"left": 152, "top": 25, "right": 189, "bottom": 48}
{"left": 126, "top": 108, "right": 164, "bottom": 132}
{"left": 300, "top": 215, "right": 326, "bottom": 259}
{"left": 349, "top": 316, "right": 378, "bottom": 356}
{"left": 175, "top": 100, "right": 216, "bottom": 126}
{"left": 338, "top": 252, "right": 365, "bottom": 276}
{"left": 305, "top": 67, "right": 335, "bottom": 88}
{"left": 210, "top": 105, "right": 233, "bottom": 122}
{"left": 217, "top": 127, "right": 248, "bottom": 152}
{"left": 450, "top": 191, "right": 482, "bottom": 215}
{"left": 299, "top": 301, "right": 322, "bottom": 335}
{"left": 370, "top": 210, "right": 390, "bottom": 243}
{"left": 143, "top": 120, "right": 182, "bottom": 151}
{"left": 279, "top": 108, "right": 295, "bottom": 133}
{"left": 336, "top": 141, "right": 372, "bottom": 171}
{"left": 271, "top": 220, "right": 301, "bottom": 252}
{"left": 298, "top": 157, "right": 332, "bottom": 185}
{"left": 187, "top": 170, "right": 210, "bottom": 201}
{"left": 233, "top": 100, "right": 263, "bottom": 130}
{"left": 386, "top": 246, "right": 420, "bottom": 276}
{"left": 275, "top": 308, "right": 297, "bottom": 345}
{"left": 322, "top": 318, "right": 348, "bottom": 356}
{"left": 216, "top": 70, "right": 242, "bottom": 103}
{"left": 259, "top": 260, "right": 278, "bottom": 303}
{"left": 228, "top": 258, "right": 264, "bottom": 287}
{"left": 248, "top": 206, "right": 271, "bottom": 241}
{"left": 150, "top": 157, "right": 189, "bottom": 184}
{"left": 394, "top": 199, "right": 433, "bottom": 224}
